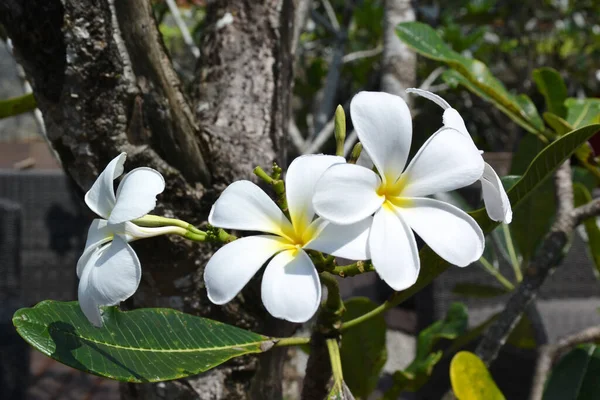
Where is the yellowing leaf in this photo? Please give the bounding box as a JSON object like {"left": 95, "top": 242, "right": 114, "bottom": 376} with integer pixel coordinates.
{"left": 450, "top": 351, "right": 505, "bottom": 400}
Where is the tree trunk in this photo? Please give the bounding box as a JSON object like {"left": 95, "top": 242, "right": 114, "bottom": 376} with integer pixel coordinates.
{"left": 0, "top": 0, "right": 295, "bottom": 398}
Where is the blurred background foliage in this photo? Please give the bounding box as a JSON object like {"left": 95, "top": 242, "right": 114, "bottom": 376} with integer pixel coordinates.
{"left": 153, "top": 0, "right": 600, "bottom": 156}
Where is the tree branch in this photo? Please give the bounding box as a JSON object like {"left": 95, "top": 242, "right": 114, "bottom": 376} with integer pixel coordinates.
{"left": 530, "top": 325, "right": 600, "bottom": 400}
{"left": 475, "top": 162, "right": 575, "bottom": 364}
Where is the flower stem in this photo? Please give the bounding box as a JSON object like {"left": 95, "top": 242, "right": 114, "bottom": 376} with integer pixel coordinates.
{"left": 319, "top": 272, "right": 344, "bottom": 314}
{"left": 326, "top": 338, "right": 344, "bottom": 382}
{"left": 254, "top": 164, "right": 289, "bottom": 217}
{"left": 479, "top": 256, "right": 515, "bottom": 291}
{"left": 272, "top": 336, "right": 310, "bottom": 348}
{"left": 133, "top": 214, "right": 203, "bottom": 234}
{"left": 502, "top": 223, "right": 522, "bottom": 282}
{"left": 330, "top": 260, "right": 374, "bottom": 277}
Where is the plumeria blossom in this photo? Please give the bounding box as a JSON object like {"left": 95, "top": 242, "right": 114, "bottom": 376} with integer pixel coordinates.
{"left": 78, "top": 153, "right": 176, "bottom": 327}
{"left": 204, "top": 155, "right": 371, "bottom": 323}
{"left": 313, "top": 91, "right": 485, "bottom": 291}
{"left": 406, "top": 88, "right": 513, "bottom": 224}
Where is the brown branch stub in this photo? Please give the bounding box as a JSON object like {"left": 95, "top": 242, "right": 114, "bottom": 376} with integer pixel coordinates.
{"left": 530, "top": 325, "right": 600, "bottom": 400}
{"left": 574, "top": 198, "right": 600, "bottom": 225}
{"left": 475, "top": 161, "right": 575, "bottom": 365}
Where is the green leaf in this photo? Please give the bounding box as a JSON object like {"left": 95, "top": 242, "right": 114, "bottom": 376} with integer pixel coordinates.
{"left": 387, "top": 303, "right": 468, "bottom": 394}
{"left": 509, "top": 134, "right": 556, "bottom": 263}
{"left": 566, "top": 98, "right": 600, "bottom": 129}
{"left": 340, "top": 297, "right": 387, "bottom": 399}
{"left": 506, "top": 315, "right": 537, "bottom": 350}
{"left": 13, "top": 301, "right": 272, "bottom": 382}
{"left": 387, "top": 124, "right": 600, "bottom": 314}
{"left": 573, "top": 183, "right": 600, "bottom": 280}
{"left": 451, "top": 283, "right": 508, "bottom": 298}
{"left": 396, "top": 22, "right": 543, "bottom": 134}
{"left": 543, "top": 344, "right": 600, "bottom": 400}
{"left": 0, "top": 93, "right": 37, "bottom": 119}
{"left": 532, "top": 68, "right": 568, "bottom": 118}
{"left": 450, "top": 351, "right": 505, "bottom": 400}
{"left": 544, "top": 112, "right": 573, "bottom": 136}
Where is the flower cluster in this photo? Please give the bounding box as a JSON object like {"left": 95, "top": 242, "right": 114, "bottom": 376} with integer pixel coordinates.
{"left": 76, "top": 90, "right": 511, "bottom": 326}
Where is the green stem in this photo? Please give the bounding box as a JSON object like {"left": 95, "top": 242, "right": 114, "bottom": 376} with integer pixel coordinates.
{"left": 253, "top": 166, "right": 275, "bottom": 184}
{"left": 502, "top": 224, "right": 522, "bottom": 282}
{"left": 479, "top": 256, "right": 515, "bottom": 291}
{"left": 330, "top": 261, "right": 374, "bottom": 277}
{"left": 326, "top": 338, "right": 344, "bottom": 382}
{"left": 273, "top": 336, "right": 310, "bottom": 348}
{"left": 340, "top": 301, "right": 387, "bottom": 332}
{"left": 133, "top": 214, "right": 203, "bottom": 234}
{"left": 319, "top": 272, "right": 344, "bottom": 313}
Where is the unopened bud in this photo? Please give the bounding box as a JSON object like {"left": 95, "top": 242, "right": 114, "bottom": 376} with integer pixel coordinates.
{"left": 348, "top": 143, "right": 362, "bottom": 164}
{"left": 334, "top": 105, "right": 346, "bottom": 156}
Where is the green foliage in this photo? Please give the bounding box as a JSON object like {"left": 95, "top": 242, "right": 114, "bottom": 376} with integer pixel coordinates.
{"left": 327, "top": 381, "right": 354, "bottom": 400}
{"left": 532, "top": 67, "right": 568, "bottom": 118}
{"left": 506, "top": 315, "right": 537, "bottom": 350}
{"left": 0, "top": 93, "right": 36, "bottom": 119}
{"left": 396, "top": 21, "right": 544, "bottom": 135}
{"left": 386, "top": 303, "right": 468, "bottom": 395}
{"left": 13, "top": 301, "right": 271, "bottom": 382}
{"left": 573, "top": 183, "right": 600, "bottom": 280}
{"left": 450, "top": 351, "right": 505, "bottom": 400}
{"left": 566, "top": 98, "right": 600, "bottom": 129}
{"left": 340, "top": 297, "right": 387, "bottom": 399}
{"left": 451, "top": 283, "right": 508, "bottom": 299}
{"left": 543, "top": 344, "right": 600, "bottom": 400}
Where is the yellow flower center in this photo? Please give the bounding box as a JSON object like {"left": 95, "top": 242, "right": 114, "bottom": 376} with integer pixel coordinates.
{"left": 377, "top": 175, "right": 413, "bottom": 209}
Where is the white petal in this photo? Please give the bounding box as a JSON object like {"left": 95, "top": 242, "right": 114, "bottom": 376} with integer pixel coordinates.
{"left": 77, "top": 219, "right": 113, "bottom": 278}
{"left": 355, "top": 149, "right": 374, "bottom": 169}
{"left": 313, "top": 163, "right": 384, "bottom": 225}
{"left": 406, "top": 88, "right": 471, "bottom": 139}
{"left": 304, "top": 217, "right": 371, "bottom": 260}
{"left": 108, "top": 167, "right": 165, "bottom": 224}
{"left": 400, "top": 127, "right": 484, "bottom": 197}
{"left": 286, "top": 154, "right": 345, "bottom": 232}
{"left": 397, "top": 197, "right": 484, "bottom": 267}
{"left": 369, "top": 206, "right": 419, "bottom": 291}
{"left": 208, "top": 180, "right": 294, "bottom": 239}
{"left": 84, "top": 153, "right": 126, "bottom": 219}
{"left": 481, "top": 163, "right": 513, "bottom": 224}
{"left": 77, "top": 235, "right": 141, "bottom": 326}
{"left": 204, "top": 235, "right": 290, "bottom": 305}
{"left": 350, "top": 91, "right": 412, "bottom": 183}
{"left": 406, "top": 88, "right": 451, "bottom": 109}
{"left": 261, "top": 250, "right": 321, "bottom": 323}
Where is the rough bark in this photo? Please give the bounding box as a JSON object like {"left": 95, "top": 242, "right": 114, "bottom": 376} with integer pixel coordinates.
{"left": 0, "top": 0, "right": 295, "bottom": 398}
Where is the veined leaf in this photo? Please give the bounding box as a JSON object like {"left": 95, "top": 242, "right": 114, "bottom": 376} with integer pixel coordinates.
{"left": 396, "top": 22, "right": 543, "bottom": 134}
{"left": 543, "top": 344, "right": 600, "bottom": 400}
{"left": 384, "top": 124, "right": 600, "bottom": 311}
{"left": 566, "top": 98, "right": 600, "bottom": 129}
{"left": 450, "top": 351, "right": 505, "bottom": 400}
{"left": 533, "top": 68, "right": 568, "bottom": 118}
{"left": 340, "top": 298, "right": 386, "bottom": 399}
{"left": 0, "top": 93, "right": 36, "bottom": 119}
{"left": 573, "top": 183, "right": 600, "bottom": 279}
{"left": 13, "top": 301, "right": 274, "bottom": 382}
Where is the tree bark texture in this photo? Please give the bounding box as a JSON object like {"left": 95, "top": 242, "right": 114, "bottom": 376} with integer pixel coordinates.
{"left": 0, "top": 0, "right": 295, "bottom": 398}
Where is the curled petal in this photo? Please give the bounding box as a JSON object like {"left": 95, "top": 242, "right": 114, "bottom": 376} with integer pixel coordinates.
{"left": 261, "top": 250, "right": 321, "bottom": 323}
{"left": 209, "top": 181, "right": 294, "bottom": 239}
{"left": 77, "top": 219, "right": 112, "bottom": 278}
{"left": 77, "top": 235, "right": 141, "bottom": 327}
{"left": 204, "top": 235, "right": 289, "bottom": 305}
{"left": 481, "top": 163, "right": 512, "bottom": 224}
{"left": 313, "top": 163, "right": 384, "bottom": 225}
{"left": 109, "top": 168, "right": 165, "bottom": 224}
{"left": 84, "top": 153, "right": 126, "bottom": 219}
{"left": 400, "top": 127, "right": 484, "bottom": 197}
{"left": 406, "top": 88, "right": 451, "bottom": 109}
{"left": 406, "top": 88, "right": 471, "bottom": 138}
{"left": 286, "top": 154, "right": 345, "bottom": 233}
{"left": 304, "top": 217, "right": 371, "bottom": 260}
{"left": 397, "top": 197, "right": 484, "bottom": 267}
{"left": 351, "top": 91, "right": 412, "bottom": 183}
{"left": 370, "top": 206, "right": 419, "bottom": 291}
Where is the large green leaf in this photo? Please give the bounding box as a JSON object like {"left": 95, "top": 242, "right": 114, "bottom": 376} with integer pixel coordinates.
{"left": 396, "top": 22, "right": 543, "bottom": 134}
{"left": 0, "top": 93, "right": 36, "bottom": 119}
{"left": 532, "top": 68, "right": 568, "bottom": 118}
{"left": 340, "top": 297, "right": 387, "bottom": 399}
{"left": 573, "top": 183, "right": 600, "bottom": 280}
{"left": 450, "top": 351, "right": 505, "bottom": 400}
{"left": 566, "top": 98, "right": 600, "bottom": 129}
{"left": 380, "top": 124, "right": 600, "bottom": 311}
{"left": 13, "top": 301, "right": 273, "bottom": 382}
{"left": 543, "top": 344, "right": 600, "bottom": 400}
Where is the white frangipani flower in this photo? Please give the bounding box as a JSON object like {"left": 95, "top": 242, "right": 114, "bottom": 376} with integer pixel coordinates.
{"left": 77, "top": 153, "right": 174, "bottom": 327}
{"left": 204, "top": 155, "right": 371, "bottom": 323}
{"left": 406, "top": 88, "right": 513, "bottom": 224}
{"left": 313, "top": 91, "right": 485, "bottom": 291}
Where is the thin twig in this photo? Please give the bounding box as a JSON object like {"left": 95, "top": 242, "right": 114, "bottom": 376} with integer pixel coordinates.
{"left": 165, "top": 0, "right": 200, "bottom": 59}
{"left": 343, "top": 130, "right": 358, "bottom": 156}
{"left": 530, "top": 325, "right": 600, "bottom": 400}
{"left": 288, "top": 119, "right": 306, "bottom": 152}
{"left": 342, "top": 45, "right": 383, "bottom": 63}
{"left": 303, "top": 118, "right": 335, "bottom": 154}
{"left": 321, "top": 0, "right": 340, "bottom": 31}
{"left": 418, "top": 66, "right": 445, "bottom": 91}
{"left": 573, "top": 198, "right": 600, "bottom": 225}
{"left": 310, "top": 10, "right": 338, "bottom": 34}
